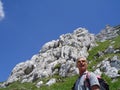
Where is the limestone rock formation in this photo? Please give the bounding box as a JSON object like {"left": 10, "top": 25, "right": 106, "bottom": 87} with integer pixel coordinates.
{"left": 1, "top": 25, "right": 120, "bottom": 88}
{"left": 4, "top": 27, "right": 97, "bottom": 86}
{"left": 96, "top": 25, "right": 120, "bottom": 42}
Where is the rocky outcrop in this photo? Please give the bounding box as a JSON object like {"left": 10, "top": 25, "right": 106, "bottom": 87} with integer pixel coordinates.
{"left": 1, "top": 25, "right": 120, "bottom": 88}
{"left": 96, "top": 25, "right": 120, "bottom": 42}
{"left": 94, "top": 56, "right": 120, "bottom": 79}
{"left": 2, "top": 27, "right": 97, "bottom": 87}
{"left": 93, "top": 42, "right": 120, "bottom": 79}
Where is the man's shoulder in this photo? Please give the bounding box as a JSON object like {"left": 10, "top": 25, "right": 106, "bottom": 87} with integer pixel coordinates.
{"left": 86, "top": 71, "right": 96, "bottom": 78}
{"left": 86, "top": 71, "right": 100, "bottom": 87}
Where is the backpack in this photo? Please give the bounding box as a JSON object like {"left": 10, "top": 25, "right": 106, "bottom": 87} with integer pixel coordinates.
{"left": 71, "top": 73, "right": 109, "bottom": 90}
{"left": 85, "top": 72, "right": 109, "bottom": 90}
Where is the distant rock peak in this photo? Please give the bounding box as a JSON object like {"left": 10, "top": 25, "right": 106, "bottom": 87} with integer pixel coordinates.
{"left": 96, "top": 24, "right": 120, "bottom": 42}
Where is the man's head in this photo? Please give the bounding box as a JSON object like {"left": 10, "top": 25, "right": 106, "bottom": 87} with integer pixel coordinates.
{"left": 76, "top": 56, "right": 88, "bottom": 73}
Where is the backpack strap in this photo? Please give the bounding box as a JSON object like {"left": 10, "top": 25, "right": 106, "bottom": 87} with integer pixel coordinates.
{"left": 84, "top": 71, "right": 91, "bottom": 90}
{"left": 86, "top": 71, "right": 90, "bottom": 79}
{"left": 71, "top": 76, "right": 81, "bottom": 90}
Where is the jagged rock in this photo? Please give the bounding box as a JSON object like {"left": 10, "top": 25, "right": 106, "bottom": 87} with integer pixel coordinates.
{"left": 96, "top": 25, "right": 120, "bottom": 42}
{"left": 95, "top": 56, "right": 120, "bottom": 79}
{"left": 104, "top": 46, "right": 115, "bottom": 54}
{"left": 105, "top": 67, "right": 119, "bottom": 79}
{"left": 1, "top": 24, "right": 120, "bottom": 89}
{"left": 94, "top": 51, "right": 104, "bottom": 59}
{"left": 59, "top": 61, "right": 74, "bottom": 77}
{"left": 94, "top": 68, "right": 102, "bottom": 76}
{"left": 6, "top": 60, "right": 35, "bottom": 84}
{"left": 0, "top": 82, "right": 6, "bottom": 88}
{"left": 40, "top": 40, "right": 59, "bottom": 53}
{"left": 46, "top": 78, "right": 56, "bottom": 86}
{"left": 110, "top": 56, "right": 120, "bottom": 70}
{"left": 36, "top": 81, "right": 43, "bottom": 88}
{"left": 2, "top": 27, "right": 97, "bottom": 87}
{"left": 1, "top": 25, "right": 120, "bottom": 89}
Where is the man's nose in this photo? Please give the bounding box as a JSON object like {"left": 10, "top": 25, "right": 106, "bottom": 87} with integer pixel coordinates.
{"left": 79, "top": 61, "right": 83, "bottom": 63}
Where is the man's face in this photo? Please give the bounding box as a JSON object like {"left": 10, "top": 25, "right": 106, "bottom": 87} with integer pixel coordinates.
{"left": 77, "top": 57, "right": 88, "bottom": 71}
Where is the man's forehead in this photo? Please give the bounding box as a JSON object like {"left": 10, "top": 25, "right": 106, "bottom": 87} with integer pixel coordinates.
{"left": 78, "top": 57, "right": 86, "bottom": 60}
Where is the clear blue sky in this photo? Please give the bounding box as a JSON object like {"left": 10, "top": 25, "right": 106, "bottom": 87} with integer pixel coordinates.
{"left": 0, "top": 0, "right": 120, "bottom": 82}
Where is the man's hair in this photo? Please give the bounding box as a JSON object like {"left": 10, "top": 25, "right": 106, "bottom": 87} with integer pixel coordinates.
{"left": 76, "top": 56, "right": 86, "bottom": 61}
{"left": 76, "top": 56, "right": 88, "bottom": 63}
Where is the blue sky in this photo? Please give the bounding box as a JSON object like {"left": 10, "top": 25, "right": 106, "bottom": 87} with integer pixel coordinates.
{"left": 0, "top": 0, "right": 120, "bottom": 82}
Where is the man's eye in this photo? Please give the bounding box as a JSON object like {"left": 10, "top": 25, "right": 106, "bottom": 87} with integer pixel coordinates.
{"left": 82, "top": 60, "right": 86, "bottom": 62}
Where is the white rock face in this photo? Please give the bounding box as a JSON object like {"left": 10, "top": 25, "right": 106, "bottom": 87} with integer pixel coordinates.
{"left": 96, "top": 25, "right": 119, "bottom": 42}
{"left": 46, "top": 78, "right": 56, "bottom": 86}
{"left": 94, "top": 56, "right": 120, "bottom": 79}
{"left": 4, "top": 28, "right": 97, "bottom": 86}
{"left": 36, "top": 81, "right": 43, "bottom": 88}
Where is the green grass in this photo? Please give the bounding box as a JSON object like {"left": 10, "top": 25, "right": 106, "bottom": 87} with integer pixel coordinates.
{"left": 0, "top": 75, "right": 79, "bottom": 90}
{"left": 0, "top": 75, "right": 120, "bottom": 90}
{"left": 0, "top": 81, "right": 38, "bottom": 90}
{"left": 112, "top": 35, "right": 120, "bottom": 49}
{"left": 87, "top": 35, "right": 120, "bottom": 71}
{"left": 88, "top": 40, "right": 110, "bottom": 60}
{"left": 87, "top": 35, "right": 120, "bottom": 90}
{"left": 87, "top": 40, "right": 111, "bottom": 71}
{"left": 40, "top": 76, "right": 77, "bottom": 90}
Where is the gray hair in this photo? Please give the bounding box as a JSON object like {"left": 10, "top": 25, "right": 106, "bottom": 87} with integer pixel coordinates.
{"left": 76, "top": 56, "right": 89, "bottom": 63}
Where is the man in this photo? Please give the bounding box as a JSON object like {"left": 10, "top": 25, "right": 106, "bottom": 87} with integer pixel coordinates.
{"left": 73, "top": 56, "right": 100, "bottom": 90}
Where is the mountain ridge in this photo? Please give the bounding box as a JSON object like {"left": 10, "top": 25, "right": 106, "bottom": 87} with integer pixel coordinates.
{"left": 0, "top": 24, "right": 120, "bottom": 89}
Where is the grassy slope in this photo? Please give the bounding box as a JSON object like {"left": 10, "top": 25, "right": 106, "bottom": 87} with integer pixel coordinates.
{"left": 0, "top": 36, "right": 120, "bottom": 90}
